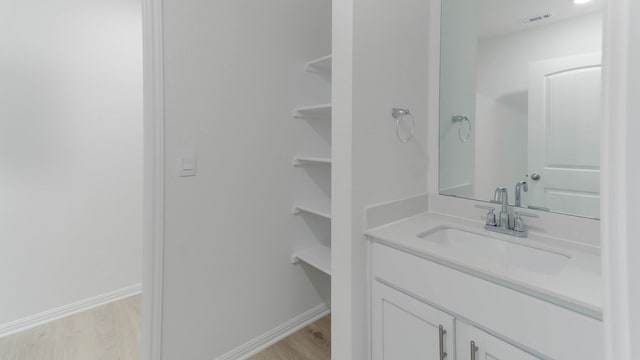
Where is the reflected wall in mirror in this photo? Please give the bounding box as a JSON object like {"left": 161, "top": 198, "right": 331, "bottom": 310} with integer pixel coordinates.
{"left": 438, "top": 0, "right": 604, "bottom": 219}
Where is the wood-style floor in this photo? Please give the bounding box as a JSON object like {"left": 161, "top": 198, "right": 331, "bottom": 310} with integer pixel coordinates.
{"left": 251, "top": 315, "right": 331, "bottom": 360}
{"left": 0, "top": 295, "right": 141, "bottom": 360}
{"left": 0, "top": 296, "right": 329, "bottom": 360}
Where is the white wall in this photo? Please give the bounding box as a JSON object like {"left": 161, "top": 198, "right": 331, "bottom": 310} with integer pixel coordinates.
{"left": 160, "top": 1, "right": 331, "bottom": 358}
{"left": 332, "top": 0, "right": 430, "bottom": 357}
{"left": 0, "top": 0, "right": 143, "bottom": 327}
{"left": 475, "top": 14, "right": 603, "bottom": 202}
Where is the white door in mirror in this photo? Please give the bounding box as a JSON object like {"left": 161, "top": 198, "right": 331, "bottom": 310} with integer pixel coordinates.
{"left": 528, "top": 52, "right": 601, "bottom": 218}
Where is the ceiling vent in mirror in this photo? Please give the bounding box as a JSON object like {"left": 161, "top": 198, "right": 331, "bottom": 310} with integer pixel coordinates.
{"left": 521, "top": 12, "right": 553, "bottom": 24}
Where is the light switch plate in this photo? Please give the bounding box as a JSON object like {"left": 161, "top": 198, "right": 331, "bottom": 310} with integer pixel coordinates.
{"left": 179, "top": 151, "right": 197, "bottom": 177}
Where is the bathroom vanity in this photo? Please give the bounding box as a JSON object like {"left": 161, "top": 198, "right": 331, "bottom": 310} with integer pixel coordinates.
{"left": 373, "top": 0, "right": 608, "bottom": 357}
{"left": 363, "top": 0, "right": 605, "bottom": 357}
{"left": 366, "top": 210, "right": 602, "bottom": 360}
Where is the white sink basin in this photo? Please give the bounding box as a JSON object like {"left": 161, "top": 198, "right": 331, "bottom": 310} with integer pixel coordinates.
{"left": 417, "top": 226, "right": 571, "bottom": 275}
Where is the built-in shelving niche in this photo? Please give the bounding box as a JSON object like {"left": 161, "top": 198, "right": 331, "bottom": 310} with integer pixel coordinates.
{"left": 293, "top": 205, "right": 331, "bottom": 220}
{"left": 292, "top": 156, "right": 332, "bottom": 166}
{"left": 291, "top": 244, "right": 331, "bottom": 275}
{"left": 304, "top": 55, "right": 332, "bottom": 73}
{"left": 292, "top": 103, "right": 332, "bottom": 119}
{"left": 292, "top": 54, "right": 332, "bottom": 276}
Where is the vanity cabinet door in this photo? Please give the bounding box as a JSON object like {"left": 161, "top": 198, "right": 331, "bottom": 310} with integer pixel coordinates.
{"left": 372, "top": 281, "right": 455, "bottom": 360}
{"left": 457, "top": 322, "right": 541, "bottom": 360}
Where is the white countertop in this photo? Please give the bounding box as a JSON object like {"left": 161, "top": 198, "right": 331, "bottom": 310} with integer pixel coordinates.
{"left": 365, "top": 211, "right": 603, "bottom": 319}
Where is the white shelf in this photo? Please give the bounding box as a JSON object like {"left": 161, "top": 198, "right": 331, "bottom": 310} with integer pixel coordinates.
{"left": 304, "top": 55, "right": 332, "bottom": 73}
{"left": 293, "top": 156, "right": 332, "bottom": 166}
{"left": 292, "top": 103, "right": 332, "bottom": 119}
{"left": 292, "top": 205, "right": 331, "bottom": 220}
{"left": 291, "top": 244, "right": 331, "bottom": 275}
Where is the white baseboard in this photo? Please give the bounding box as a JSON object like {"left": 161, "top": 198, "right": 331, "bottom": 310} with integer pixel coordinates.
{"left": 215, "top": 303, "right": 331, "bottom": 360}
{"left": 0, "top": 283, "right": 142, "bottom": 338}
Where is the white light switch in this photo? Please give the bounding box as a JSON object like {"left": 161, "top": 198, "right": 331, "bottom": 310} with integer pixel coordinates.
{"left": 180, "top": 152, "right": 197, "bottom": 177}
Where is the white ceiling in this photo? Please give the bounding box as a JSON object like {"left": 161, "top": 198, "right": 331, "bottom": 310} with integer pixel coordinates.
{"left": 477, "top": 0, "right": 605, "bottom": 39}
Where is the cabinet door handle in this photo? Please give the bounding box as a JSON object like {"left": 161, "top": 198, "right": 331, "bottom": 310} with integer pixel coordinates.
{"left": 439, "top": 325, "right": 448, "bottom": 359}
{"left": 470, "top": 341, "right": 478, "bottom": 360}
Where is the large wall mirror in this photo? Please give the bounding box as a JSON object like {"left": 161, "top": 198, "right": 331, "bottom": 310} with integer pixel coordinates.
{"left": 439, "top": 0, "right": 604, "bottom": 219}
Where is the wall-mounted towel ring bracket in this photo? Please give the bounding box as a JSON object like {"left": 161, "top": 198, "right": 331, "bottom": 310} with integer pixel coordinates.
{"left": 452, "top": 115, "right": 471, "bottom": 143}
{"left": 391, "top": 108, "right": 415, "bottom": 143}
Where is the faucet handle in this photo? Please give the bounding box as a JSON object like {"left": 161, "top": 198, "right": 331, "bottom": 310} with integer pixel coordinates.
{"left": 475, "top": 204, "right": 497, "bottom": 226}
{"left": 513, "top": 211, "right": 539, "bottom": 232}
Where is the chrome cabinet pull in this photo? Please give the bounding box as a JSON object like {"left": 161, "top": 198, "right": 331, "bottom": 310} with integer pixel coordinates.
{"left": 470, "top": 341, "right": 478, "bottom": 360}
{"left": 439, "top": 325, "right": 448, "bottom": 359}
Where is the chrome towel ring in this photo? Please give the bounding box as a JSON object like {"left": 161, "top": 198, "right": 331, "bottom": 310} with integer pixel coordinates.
{"left": 391, "top": 108, "right": 415, "bottom": 143}
{"left": 452, "top": 115, "right": 471, "bottom": 143}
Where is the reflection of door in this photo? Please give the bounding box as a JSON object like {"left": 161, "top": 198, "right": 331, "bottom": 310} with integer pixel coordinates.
{"left": 528, "top": 53, "right": 601, "bottom": 218}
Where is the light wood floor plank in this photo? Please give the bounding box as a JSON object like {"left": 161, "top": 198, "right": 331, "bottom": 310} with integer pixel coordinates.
{"left": 0, "top": 297, "right": 329, "bottom": 360}
{"left": 0, "top": 295, "right": 141, "bottom": 360}
{"left": 251, "top": 315, "right": 331, "bottom": 360}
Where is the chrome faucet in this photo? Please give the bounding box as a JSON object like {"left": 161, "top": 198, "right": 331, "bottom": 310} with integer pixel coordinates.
{"left": 493, "top": 187, "right": 505, "bottom": 203}
{"left": 475, "top": 187, "right": 540, "bottom": 238}
{"left": 494, "top": 187, "right": 509, "bottom": 229}
{"left": 515, "top": 181, "right": 528, "bottom": 207}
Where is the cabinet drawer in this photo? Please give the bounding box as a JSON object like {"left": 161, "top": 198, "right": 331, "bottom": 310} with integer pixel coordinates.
{"left": 372, "top": 243, "right": 603, "bottom": 360}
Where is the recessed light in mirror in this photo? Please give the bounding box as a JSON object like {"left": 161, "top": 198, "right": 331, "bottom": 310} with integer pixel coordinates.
{"left": 573, "top": 0, "right": 593, "bottom": 4}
